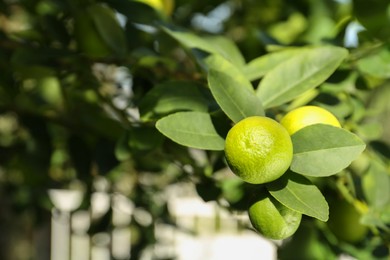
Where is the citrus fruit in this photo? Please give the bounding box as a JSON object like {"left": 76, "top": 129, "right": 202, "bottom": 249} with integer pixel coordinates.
{"left": 224, "top": 116, "right": 293, "bottom": 184}
{"left": 280, "top": 106, "right": 341, "bottom": 135}
{"left": 327, "top": 198, "right": 368, "bottom": 243}
{"left": 135, "top": 0, "right": 174, "bottom": 16}
{"left": 248, "top": 194, "right": 302, "bottom": 240}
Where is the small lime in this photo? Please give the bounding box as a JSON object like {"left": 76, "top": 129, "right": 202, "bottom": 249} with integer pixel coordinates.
{"left": 224, "top": 116, "right": 293, "bottom": 184}
{"left": 248, "top": 194, "right": 302, "bottom": 240}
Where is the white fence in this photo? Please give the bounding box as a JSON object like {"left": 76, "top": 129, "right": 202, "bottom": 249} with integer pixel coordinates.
{"left": 48, "top": 179, "right": 276, "bottom": 260}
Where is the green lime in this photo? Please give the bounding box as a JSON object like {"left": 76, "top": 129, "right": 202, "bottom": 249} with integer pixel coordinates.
{"left": 248, "top": 194, "right": 302, "bottom": 240}
{"left": 225, "top": 116, "right": 293, "bottom": 184}
{"left": 327, "top": 198, "right": 368, "bottom": 243}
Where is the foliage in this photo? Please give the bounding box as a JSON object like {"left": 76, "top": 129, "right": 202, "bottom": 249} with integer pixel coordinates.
{"left": 0, "top": 0, "right": 390, "bottom": 259}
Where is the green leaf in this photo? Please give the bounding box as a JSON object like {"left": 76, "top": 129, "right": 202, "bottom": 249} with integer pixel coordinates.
{"left": 267, "top": 172, "right": 329, "bottom": 221}
{"left": 357, "top": 46, "right": 390, "bottom": 78}
{"left": 204, "top": 36, "right": 246, "bottom": 67}
{"left": 204, "top": 54, "right": 253, "bottom": 91}
{"left": 361, "top": 210, "right": 390, "bottom": 231}
{"left": 353, "top": 0, "right": 390, "bottom": 42}
{"left": 362, "top": 161, "right": 390, "bottom": 208}
{"left": 243, "top": 48, "right": 300, "bottom": 81}
{"left": 291, "top": 124, "right": 366, "bottom": 177}
{"left": 163, "top": 27, "right": 245, "bottom": 66}
{"left": 139, "top": 81, "right": 211, "bottom": 120}
{"left": 128, "top": 126, "right": 165, "bottom": 152}
{"left": 208, "top": 69, "right": 264, "bottom": 123}
{"left": 156, "top": 111, "right": 225, "bottom": 150}
{"left": 115, "top": 132, "right": 131, "bottom": 161}
{"left": 88, "top": 4, "right": 127, "bottom": 56}
{"left": 257, "top": 46, "right": 348, "bottom": 108}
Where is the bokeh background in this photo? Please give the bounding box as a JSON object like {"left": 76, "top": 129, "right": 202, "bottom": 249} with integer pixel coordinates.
{"left": 0, "top": 0, "right": 390, "bottom": 259}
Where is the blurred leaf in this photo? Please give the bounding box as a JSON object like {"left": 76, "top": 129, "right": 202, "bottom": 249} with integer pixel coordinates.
{"left": 301, "top": 0, "right": 337, "bottom": 43}
{"left": 163, "top": 27, "right": 245, "bottom": 66}
{"left": 291, "top": 124, "right": 366, "bottom": 177}
{"left": 208, "top": 69, "right": 264, "bottom": 123}
{"left": 203, "top": 36, "right": 246, "bottom": 67}
{"left": 357, "top": 46, "right": 390, "bottom": 78}
{"left": 73, "top": 11, "right": 111, "bottom": 57}
{"left": 267, "top": 172, "right": 329, "bottom": 221}
{"left": 366, "top": 83, "right": 390, "bottom": 145}
{"left": 243, "top": 48, "right": 300, "bottom": 81}
{"left": 356, "top": 122, "right": 383, "bottom": 141}
{"left": 353, "top": 0, "right": 390, "bottom": 42}
{"left": 362, "top": 161, "right": 390, "bottom": 208}
{"left": 257, "top": 46, "right": 348, "bottom": 108}
{"left": 139, "top": 81, "right": 210, "bottom": 120}
{"left": 36, "top": 76, "right": 64, "bottom": 109}
{"left": 156, "top": 111, "right": 225, "bottom": 150}
{"left": 87, "top": 4, "right": 127, "bottom": 56}
{"left": 204, "top": 54, "right": 253, "bottom": 91}
{"left": 268, "top": 12, "right": 307, "bottom": 44}
{"left": 361, "top": 210, "right": 389, "bottom": 231}
{"left": 115, "top": 131, "right": 132, "bottom": 161}
{"left": 128, "top": 125, "right": 165, "bottom": 152}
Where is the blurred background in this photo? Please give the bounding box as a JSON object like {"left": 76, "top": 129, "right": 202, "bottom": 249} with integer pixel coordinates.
{"left": 0, "top": 0, "right": 390, "bottom": 259}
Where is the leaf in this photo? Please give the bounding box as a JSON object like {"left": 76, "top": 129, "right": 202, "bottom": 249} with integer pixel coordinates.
{"left": 267, "top": 172, "right": 329, "bottom": 221}
{"left": 204, "top": 54, "right": 253, "bottom": 91}
{"left": 156, "top": 111, "right": 225, "bottom": 150}
{"left": 115, "top": 131, "right": 131, "bottom": 161}
{"left": 357, "top": 47, "right": 390, "bottom": 78}
{"left": 257, "top": 46, "right": 348, "bottom": 108}
{"left": 139, "top": 81, "right": 211, "bottom": 120}
{"left": 361, "top": 210, "right": 390, "bottom": 231}
{"left": 128, "top": 126, "right": 165, "bottom": 152}
{"left": 353, "top": 0, "right": 390, "bottom": 41}
{"left": 88, "top": 4, "right": 127, "bottom": 56}
{"left": 243, "top": 48, "right": 300, "bottom": 81}
{"left": 362, "top": 161, "right": 390, "bottom": 208}
{"left": 291, "top": 124, "right": 366, "bottom": 177}
{"left": 163, "top": 27, "right": 245, "bottom": 66}
{"left": 205, "top": 36, "right": 246, "bottom": 67}
{"left": 208, "top": 69, "right": 264, "bottom": 123}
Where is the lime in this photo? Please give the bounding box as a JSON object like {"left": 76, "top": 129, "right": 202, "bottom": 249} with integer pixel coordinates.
{"left": 280, "top": 106, "right": 341, "bottom": 135}
{"left": 224, "top": 116, "right": 293, "bottom": 184}
{"left": 248, "top": 194, "right": 302, "bottom": 240}
{"left": 327, "top": 198, "right": 368, "bottom": 243}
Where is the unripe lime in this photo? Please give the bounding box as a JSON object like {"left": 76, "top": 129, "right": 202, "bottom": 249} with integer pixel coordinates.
{"left": 248, "top": 194, "right": 302, "bottom": 240}
{"left": 224, "top": 116, "right": 293, "bottom": 184}
{"left": 327, "top": 198, "right": 368, "bottom": 243}
{"left": 280, "top": 106, "right": 341, "bottom": 135}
